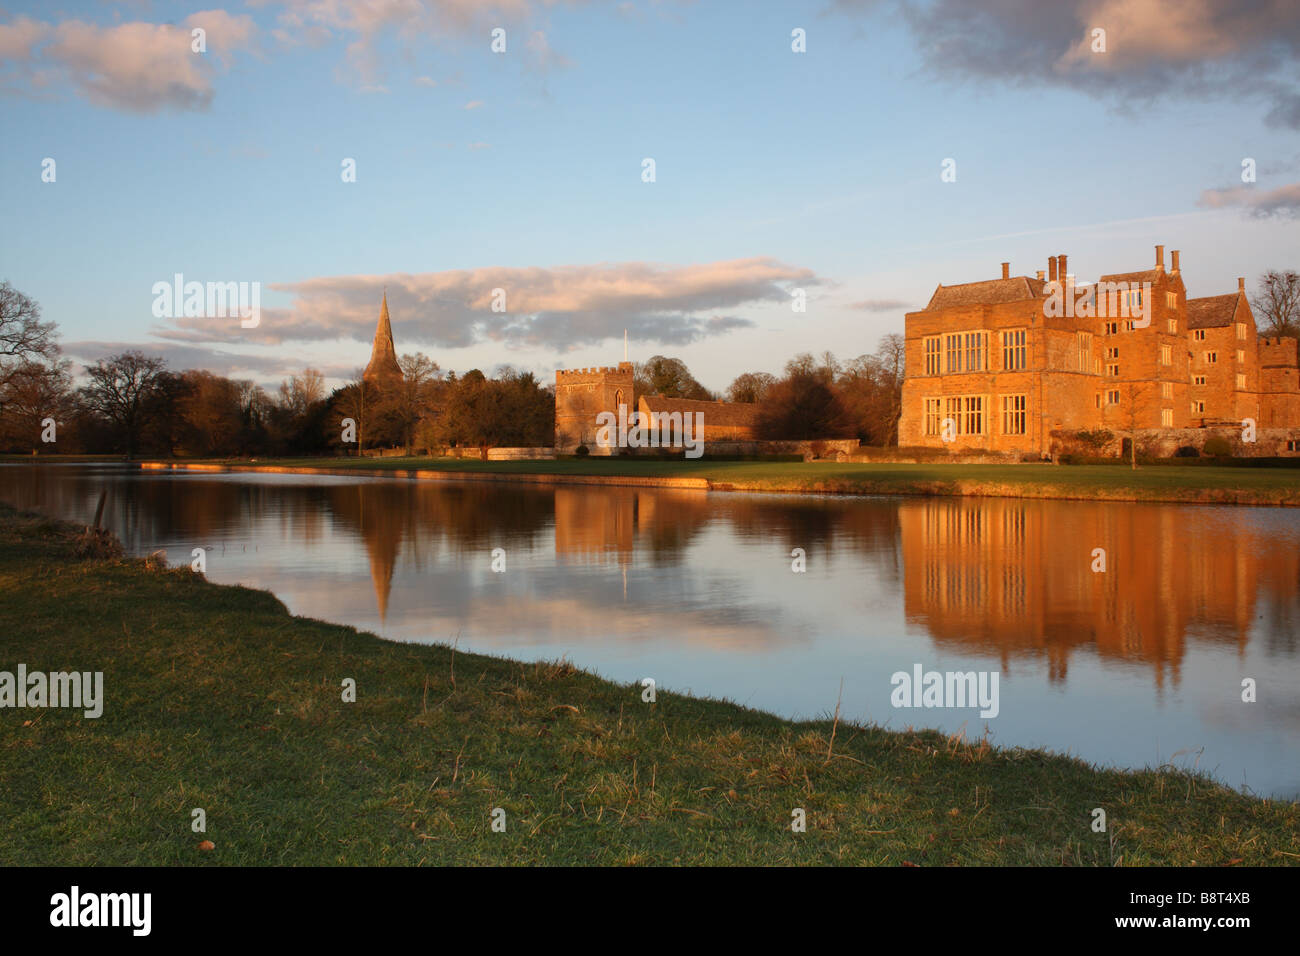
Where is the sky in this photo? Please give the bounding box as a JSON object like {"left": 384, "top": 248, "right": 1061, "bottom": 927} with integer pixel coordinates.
{"left": 3, "top": 0, "right": 1299, "bottom": 394}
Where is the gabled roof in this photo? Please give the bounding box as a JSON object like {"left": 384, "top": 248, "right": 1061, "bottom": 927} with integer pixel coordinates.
{"left": 638, "top": 395, "right": 760, "bottom": 426}
{"left": 1097, "top": 268, "right": 1163, "bottom": 285}
{"left": 922, "top": 276, "right": 1046, "bottom": 311}
{"left": 1186, "top": 293, "right": 1242, "bottom": 330}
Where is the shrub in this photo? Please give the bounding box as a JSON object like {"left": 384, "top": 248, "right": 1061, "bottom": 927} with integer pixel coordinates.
{"left": 1174, "top": 445, "right": 1199, "bottom": 458}
{"left": 1075, "top": 429, "right": 1115, "bottom": 451}
{"left": 1202, "top": 436, "right": 1233, "bottom": 458}
{"left": 575, "top": 444, "right": 589, "bottom": 457}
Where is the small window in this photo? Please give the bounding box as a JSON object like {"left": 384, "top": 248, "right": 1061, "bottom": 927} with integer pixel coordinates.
{"left": 1192, "top": 375, "right": 1206, "bottom": 386}
{"left": 1106, "top": 347, "right": 1120, "bottom": 360}
{"left": 1288, "top": 440, "right": 1300, "bottom": 452}
{"left": 1204, "top": 351, "right": 1218, "bottom": 364}
{"left": 1192, "top": 400, "right": 1205, "bottom": 414}
{"left": 1106, "top": 363, "right": 1120, "bottom": 377}
{"left": 1193, "top": 329, "right": 1206, "bottom": 341}
{"left": 924, "top": 337, "right": 942, "bottom": 376}
{"left": 1107, "top": 389, "right": 1121, "bottom": 405}
{"left": 1104, "top": 321, "right": 1119, "bottom": 335}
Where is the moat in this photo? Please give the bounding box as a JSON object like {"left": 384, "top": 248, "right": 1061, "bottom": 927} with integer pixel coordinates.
{"left": 4, "top": 461, "right": 1299, "bottom": 798}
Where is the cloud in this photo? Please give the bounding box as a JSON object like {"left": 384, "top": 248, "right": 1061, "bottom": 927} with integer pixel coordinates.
{"left": 846, "top": 0, "right": 1300, "bottom": 130}
{"left": 1197, "top": 182, "right": 1300, "bottom": 218}
{"left": 154, "top": 258, "right": 820, "bottom": 351}
{"left": 525, "top": 30, "right": 572, "bottom": 73}
{"left": 0, "top": 10, "right": 257, "bottom": 112}
{"left": 464, "top": 99, "right": 483, "bottom": 109}
{"left": 62, "top": 341, "right": 300, "bottom": 380}
{"left": 849, "top": 298, "right": 912, "bottom": 312}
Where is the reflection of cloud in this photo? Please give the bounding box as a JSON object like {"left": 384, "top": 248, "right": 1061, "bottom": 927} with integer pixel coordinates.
{"left": 156, "top": 258, "right": 818, "bottom": 351}
{"left": 1197, "top": 182, "right": 1300, "bottom": 218}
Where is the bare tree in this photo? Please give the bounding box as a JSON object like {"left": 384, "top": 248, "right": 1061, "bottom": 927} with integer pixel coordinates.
{"left": 278, "top": 368, "right": 325, "bottom": 417}
{"left": 79, "top": 351, "right": 169, "bottom": 459}
{"left": 1251, "top": 270, "right": 1300, "bottom": 339}
{"left": 725, "top": 371, "right": 776, "bottom": 404}
{"left": 0, "top": 282, "right": 59, "bottom": 392}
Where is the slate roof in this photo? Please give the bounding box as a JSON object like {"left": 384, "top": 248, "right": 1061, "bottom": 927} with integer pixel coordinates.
{"left": 922, "top": 276, "right": 1047, "bottom": 311}
{"left": 637, "top": 394, "right": 760, "bottom": 427}
{"left": 1186, "top": 293, "right": 1242, "bottom": 330}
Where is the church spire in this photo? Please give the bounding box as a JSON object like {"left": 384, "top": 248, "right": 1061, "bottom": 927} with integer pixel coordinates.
{"left": 364, "top": 290, "right": 404, "bottom": 384}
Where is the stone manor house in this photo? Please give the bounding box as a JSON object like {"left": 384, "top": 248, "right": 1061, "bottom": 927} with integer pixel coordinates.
{"left": 898, "top": 246, "right": 1300, "bottom": 455}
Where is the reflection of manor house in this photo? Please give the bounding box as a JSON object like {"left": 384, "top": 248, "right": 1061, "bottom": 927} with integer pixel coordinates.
{"left": 899, "top": 497, "right": 1299, "bottom": 685}
{"left": 554, "top": 362, "right": 759, "bottom": 453}
{"left": 898, "top": 247, "right": 1300, "bottom": 454}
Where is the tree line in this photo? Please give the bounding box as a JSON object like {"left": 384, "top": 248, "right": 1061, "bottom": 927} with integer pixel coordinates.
{"left": 4, "top": 270, "right": 1296, "bottom": 457}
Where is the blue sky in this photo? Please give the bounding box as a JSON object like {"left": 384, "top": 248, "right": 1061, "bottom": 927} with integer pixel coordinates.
{"left": 3, "top": 0, "right": 1299, "bottom": 393}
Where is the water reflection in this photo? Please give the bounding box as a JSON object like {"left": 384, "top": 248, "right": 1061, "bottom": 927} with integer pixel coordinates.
{"left": 3, "top": 463, "right": 1298, "bottom": 796}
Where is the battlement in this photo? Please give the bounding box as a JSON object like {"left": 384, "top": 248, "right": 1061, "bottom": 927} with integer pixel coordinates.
{"left": 1260, "top": 336, "right": 1299, "bottom": 366}
{"left": 556, "top": 362, "right": 634, "bottom": 383}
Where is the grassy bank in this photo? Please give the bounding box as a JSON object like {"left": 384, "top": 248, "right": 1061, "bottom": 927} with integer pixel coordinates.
{"left": 144, "top": 456, "right": 1300, "bottom": 506}
{"left": 2, "top": 504, "right": 1297, "bottom": 866}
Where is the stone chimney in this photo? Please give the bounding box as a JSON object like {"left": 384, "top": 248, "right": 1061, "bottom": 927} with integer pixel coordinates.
{"left": 1036, "top": 270, "right": 1045, "bottom": 281}
{"left": 1048, "top": 256, "right": 1058, "bottom": 281}
{"left": 1058, "top": 254, "right": 1068, "bottom": 282}
{"left": 1155, "top": 245, "right": 1165, "bottom": 271}
{"left": 1001, "top": 262, "right": 1010, "bottom": 280}
{"left": 1238, "top": 277, "right": 1246, "bottom": 292}
{"left": 1171, "top": 250, "right": 1180, "bottom": 273}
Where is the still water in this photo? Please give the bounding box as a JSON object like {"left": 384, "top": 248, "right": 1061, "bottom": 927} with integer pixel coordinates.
{"left": 3, "top": 462, "right": 1299, "bottom": 797}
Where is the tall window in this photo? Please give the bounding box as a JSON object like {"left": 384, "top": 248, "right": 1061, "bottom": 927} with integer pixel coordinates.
{"left": 1167, "top": 317, "right": 1178, "bottom": 334}
{"left": 924, "top": 337, "right": 941, "bottom": 375}
{"left": 1166, "top": 292, "right": 1177, "bottom": 308}
{"left": 1236, "top": 349, "right": 1245, "bottom": 365}
{"left": 1236, "top": 323, "right": 1247, "bottom": 341}
{"left": 1161, "top": 408, "right": 1174, "bottom": 427}
{"left": 1001, "top": 394, "right": 1027, "bottom": 435}
{"left": 945, "top": 334, "right": 963, "bottom": 373}
{"left": 1003, "top": 329, "right": 1027, "bottom": 371}
{"left": 923, "top": 398, "right": 941, "bottom": 436}
{"left": 964, "top": 331, "right": 988, "bottom": 372}
{"left": 1076, "top": 331, "right": 1092, "bottom": 372}
{"left": 963, "top": 395, "right": 984, "bottom": 435}
{"left": 1236, "top": 373, "right": 1247, "bottom": 390}
{"left": 1160, "top": 344, "right": 1172, "bottom": 366}
{"left": 1161, "top": 382, "right": 1173, "bottom": 399}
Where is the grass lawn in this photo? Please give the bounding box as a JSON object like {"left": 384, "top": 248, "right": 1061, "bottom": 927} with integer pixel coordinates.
{"left": 149, "top": 456, "right": 1300, "bottom": 506}
{"left": 1, "top": 503, "right": 1297, "bottom": 866}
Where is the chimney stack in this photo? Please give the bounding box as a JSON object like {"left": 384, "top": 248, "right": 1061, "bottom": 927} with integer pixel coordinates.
{"left": 1001, "top": 262, "right": 1010, "bottom": 280}
{"left": 1171, "top": 250, "right": 1180, "bottom": 273}
{"left": 1155, "top": 244, "right": 1165, "bottom": 271}
{"left": 1058, "top": 254, "right": 1068, "bottom": 282}
{"left": 1238, "top": 277, "right": 1245, "bottom": 292}
{"left": 1036, "top": 270, "right": 1045, "bottom": 281}
{"left": 1048, "top": 256, "right": 1058, "bottom": 281}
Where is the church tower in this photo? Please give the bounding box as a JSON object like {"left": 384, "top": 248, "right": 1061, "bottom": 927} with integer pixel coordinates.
{"left": 364, "top": 291, "right": 404, "bottom": 385}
